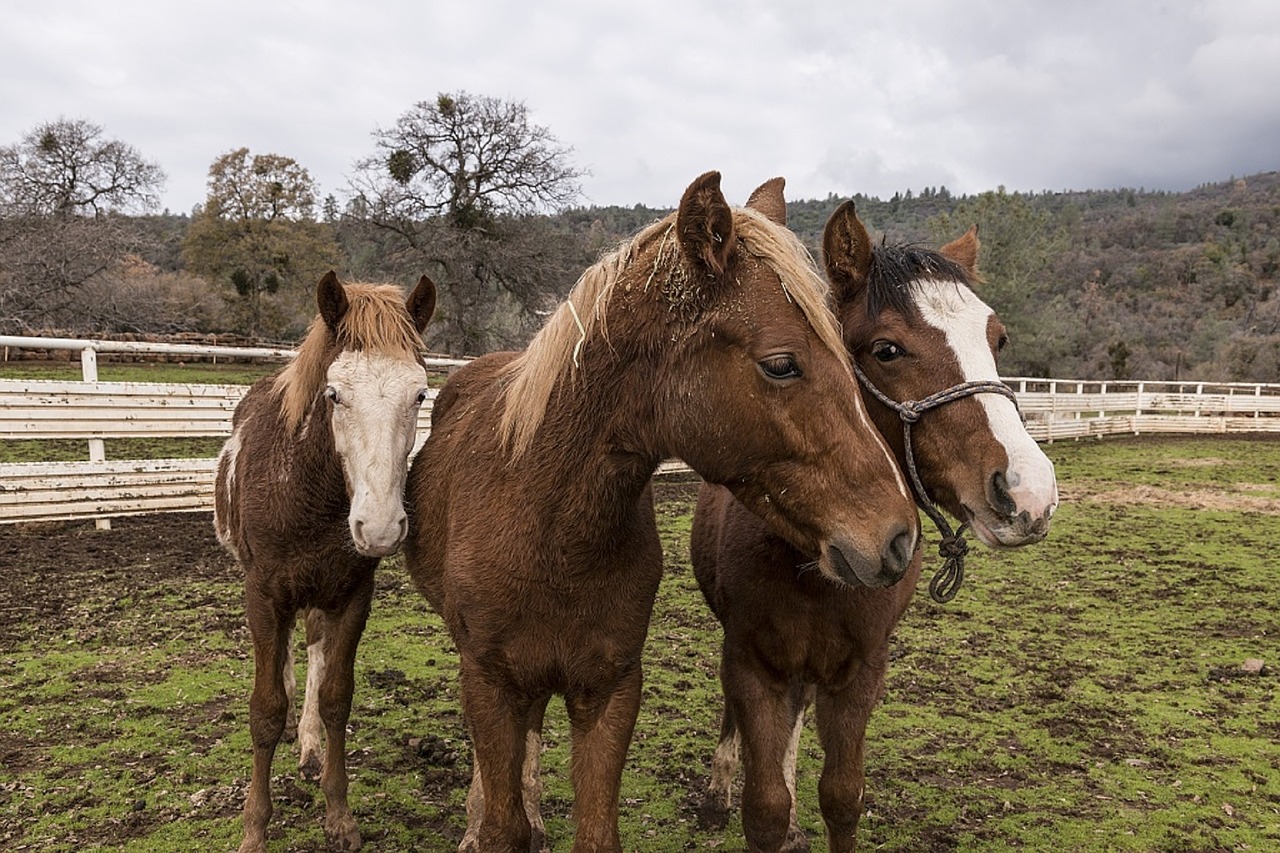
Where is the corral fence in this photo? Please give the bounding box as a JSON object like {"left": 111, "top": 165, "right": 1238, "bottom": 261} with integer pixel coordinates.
{"left": 2, "top": 336, "right": 1278, "bottom": 526}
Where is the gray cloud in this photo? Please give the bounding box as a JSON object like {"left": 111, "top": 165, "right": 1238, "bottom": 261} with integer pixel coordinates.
{"left": 2, "top": 0, "right": 1276, "bottom": 214}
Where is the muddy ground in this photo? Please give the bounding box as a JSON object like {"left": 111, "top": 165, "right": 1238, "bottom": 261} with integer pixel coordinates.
{"left": 2, "top": 447, "right": 1278, "bottom": 851}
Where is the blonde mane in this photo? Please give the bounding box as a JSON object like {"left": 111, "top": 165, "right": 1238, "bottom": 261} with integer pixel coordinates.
{"left": 498, "top": 207, "right": 849, "bottom": 458}
{"left": 273, "top": 282, "right": 425, "bottom": 430}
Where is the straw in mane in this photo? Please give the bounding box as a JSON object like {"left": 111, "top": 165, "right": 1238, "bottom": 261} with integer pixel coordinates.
{"left": 497, "top": 205, "right": 852, "bottom": 458}
{"left": 272, "top": 282, "right": 427, "bottom": 431}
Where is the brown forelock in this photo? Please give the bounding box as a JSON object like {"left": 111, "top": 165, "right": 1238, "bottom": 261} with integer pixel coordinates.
{"left": 496, "top": 207, "right": 847, "bottom": 459}
{"left": 273, "top": 283, "right": 425, "bottom": 431}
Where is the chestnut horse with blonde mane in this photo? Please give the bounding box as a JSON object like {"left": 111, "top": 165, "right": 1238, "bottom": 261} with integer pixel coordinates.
{"left": 404, "top": 173, "right": 919, "bottom": 852}
{"left": 215, "top": 271, "right": 435, "bottom": 853}
{"left": 692, "top": 204, "right": 1058, "bottom": 851}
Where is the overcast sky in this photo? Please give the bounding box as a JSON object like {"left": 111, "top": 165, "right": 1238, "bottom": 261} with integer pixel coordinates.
{"left": 3, "top": 0, "right": 1278, "bottom": 215}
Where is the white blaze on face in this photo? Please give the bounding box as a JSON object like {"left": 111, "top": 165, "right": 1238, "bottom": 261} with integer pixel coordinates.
{"left": 914, "top": 280, "right": 1059, "bottom": 537}
{"left": 325, "top": 351, "right": 429, "bottom": 557}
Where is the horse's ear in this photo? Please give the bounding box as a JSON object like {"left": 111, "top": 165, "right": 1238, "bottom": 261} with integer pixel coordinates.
{"left": 745, "top": 177, "right": 787, "bottom": 226}
{"left": 940, "top": 225, "right": 980, "bottom": 278}
{"left": 407, "top": 275, "right": 437, "bottom": 333}
{"left": 317, "top": 271, "right": 348, "bottom": 331}
{"left": 822, "top": 201, "right": 873, "bottom": 304}
{"left": 676, "top": 171, "right": 736, "bottom": 279}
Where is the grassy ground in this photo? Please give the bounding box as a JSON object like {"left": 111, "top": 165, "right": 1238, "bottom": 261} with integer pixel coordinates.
{"left": 0, "top": 436, "right": 1277, "bottom": 851}
{"left": 0, "top": 360, "right": 281, "bottom": 385}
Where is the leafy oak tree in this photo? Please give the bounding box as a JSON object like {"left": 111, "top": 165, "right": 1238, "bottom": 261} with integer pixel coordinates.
{"left": 183, "top": 148, "right": 342, "bottom": 338}
{"left": 0, "top": 118, "right": 165, "bottom": 332}
{"left": 348, "top": 91, "right": 586, "bottom": 354}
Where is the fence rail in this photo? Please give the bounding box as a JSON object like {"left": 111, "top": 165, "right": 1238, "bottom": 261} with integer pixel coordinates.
{"left": 1011, "top": 378, "right": 1280, "bottom": 441}
{"left": 1, "top": 336, "right": 1278, "bottom": 525}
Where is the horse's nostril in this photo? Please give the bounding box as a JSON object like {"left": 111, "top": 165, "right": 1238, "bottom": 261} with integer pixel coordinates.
{"left": 883, "top": 527, "right": 915, "bottom": 578}
{"left": 989, "top": 470, "right": 1017, "bottom": 517}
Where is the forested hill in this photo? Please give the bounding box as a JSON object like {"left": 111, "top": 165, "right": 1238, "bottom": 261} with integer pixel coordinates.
{"left": 568, "top": 172, "right": 1280, "bottom": 382}
{"left": 9, "top": 169, "right": 1276, "bottom": 384}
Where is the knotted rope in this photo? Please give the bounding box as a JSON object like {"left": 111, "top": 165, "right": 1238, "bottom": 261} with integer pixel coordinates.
{"left": 852, "top": 362, "right": 1021, "bottom": 603}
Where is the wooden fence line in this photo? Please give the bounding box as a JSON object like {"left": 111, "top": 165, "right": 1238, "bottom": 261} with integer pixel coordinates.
{"left": 1, "top": 337, "right": 1277, "bottom": 525}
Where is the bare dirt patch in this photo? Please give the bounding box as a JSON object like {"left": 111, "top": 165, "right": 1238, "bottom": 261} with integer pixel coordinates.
{"left": 1067, "top": 484, "right": 1280, "bottom": 514}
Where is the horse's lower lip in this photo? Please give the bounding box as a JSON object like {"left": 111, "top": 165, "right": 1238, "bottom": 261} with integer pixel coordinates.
{"left": 356, "top": 541, "right": 402, "bottom": 558}
{"left": 963, "top": 505, "right": 1047, "bottom": 548}
{"left": 961, "top": 505, "right": 1008, "bottom": 548}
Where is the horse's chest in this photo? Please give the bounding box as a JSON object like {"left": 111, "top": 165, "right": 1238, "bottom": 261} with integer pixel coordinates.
{"left": 450, "top": 561, "right": 661, "bottom": 692}
{"left": 742, "top": 591, "right": 898, "bottom": 688}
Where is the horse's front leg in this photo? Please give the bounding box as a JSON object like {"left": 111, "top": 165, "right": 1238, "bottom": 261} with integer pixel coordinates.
{"left": 813, "top": 656, "right": 886, "bottom": 853}
{"left": 728, "top": 654, "right": 809, "bottom": 852}
{"left": 460, "top": 658, "right": 536, "bottom": 852}
{"left": 461, "top": 696, "right": 550, "bottom": 853}
{"left": 239, "top": 588, "right": 296, "bottom": 853}
{"left": 565, "top": 664, "right": 643, "bottom": 853}
{"left": 314, "top": 588, "right": 374, "bottom": 851}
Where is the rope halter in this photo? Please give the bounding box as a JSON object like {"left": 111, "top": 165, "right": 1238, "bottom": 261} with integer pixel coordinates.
{"left": 852, "top": 361, "right": 1022, "bottom": 603}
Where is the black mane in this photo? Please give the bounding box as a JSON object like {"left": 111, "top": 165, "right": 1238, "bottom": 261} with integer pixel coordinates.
{"left": 865, "top": 243, "right": 971, "bottom": 319}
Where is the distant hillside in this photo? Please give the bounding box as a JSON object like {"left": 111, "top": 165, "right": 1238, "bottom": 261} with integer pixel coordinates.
{"left": 559, "top": 173, "right": 1278, "bottom": 383}
{"left": 120, "top": 172, "right": 1279, "bottom": 383}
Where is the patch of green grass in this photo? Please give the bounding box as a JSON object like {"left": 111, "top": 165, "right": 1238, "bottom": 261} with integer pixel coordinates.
{"left": 0, "top": 360, "right": 280, "bottom": 385}
{"left": 0, "top": 436, "right": 229, "bottom": 463}
{"left": 1, "top": 438, "right": 1278, "bottom": 851}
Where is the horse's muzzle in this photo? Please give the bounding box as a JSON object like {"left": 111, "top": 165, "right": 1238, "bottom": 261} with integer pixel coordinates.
{"left": 825, "top": 526, "right": 916, "bottom": 588}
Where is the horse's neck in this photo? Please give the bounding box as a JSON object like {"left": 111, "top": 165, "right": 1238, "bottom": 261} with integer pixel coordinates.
{"left": 524, "top": 336, "right": 669, "bottom": 535}
{"left": 270, "top": 392, "right": 348, "bottom": 519}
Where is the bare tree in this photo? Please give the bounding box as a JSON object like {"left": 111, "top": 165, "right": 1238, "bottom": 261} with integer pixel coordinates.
{"left": 0, "top": 118, "right": 165, "bottom": 217}
{"left": 0, "top": 214, "right": 141, "bottom": 332}
{"left": 348, "top": 92, "right": 586, "bottom": 353}
{"left": 0, "top": 118, "right": 166, "bottom": 332}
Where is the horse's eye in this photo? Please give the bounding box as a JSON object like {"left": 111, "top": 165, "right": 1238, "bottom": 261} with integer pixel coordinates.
{"left": 997, "top": 334, "right": 1010, "bottom": 353}
{"left": 758, "top": 354, "right": 802, "bottom": 381}
{"left": 325, "top": 386, "right": 341, "bottom": 405}
{"left": 872, "top": 341, "right": 905, "bottom": 362}
{"left": 415, "top": 389, "right": 429, "bottom": 406}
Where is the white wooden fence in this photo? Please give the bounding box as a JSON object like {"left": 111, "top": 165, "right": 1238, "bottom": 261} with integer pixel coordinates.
{"left": 0, "top": 335, "right": 457, "bottom": 526}
{"left": 2, "top": 336, "right": 1278, "bottom": 525}
{"left": 1012, "top": 378, "right": 1280, "bottom": 441}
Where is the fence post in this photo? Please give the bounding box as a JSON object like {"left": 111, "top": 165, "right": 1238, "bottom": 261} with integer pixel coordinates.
{"left": 1135, "top": 382, "right": 1144, "bottom": 436}
{"left": 80, "top": 347, "right": 112, "bottom": 531}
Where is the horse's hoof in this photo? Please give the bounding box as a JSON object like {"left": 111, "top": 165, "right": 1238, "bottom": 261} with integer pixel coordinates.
{"left": 694, "top": 794, "right": 730, "bottom": 831}
{"left": 299, "top": 752, "right": 323, "bottom": 782}
{"left": 324, "top": 814, "right": 362, "bottom": 851}
{"left": 782, "top": 826, "right": 811, "bottom": 852}
{"left": 237, "top": 838, "right": 267, "bottom": 853}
